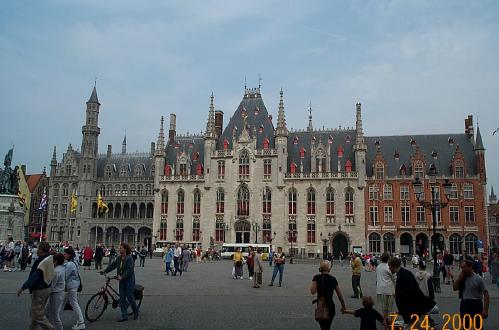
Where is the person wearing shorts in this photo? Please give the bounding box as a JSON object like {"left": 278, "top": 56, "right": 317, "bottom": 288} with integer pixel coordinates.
{"left": 443, "top": 251, "right": 455, "bottom": 284}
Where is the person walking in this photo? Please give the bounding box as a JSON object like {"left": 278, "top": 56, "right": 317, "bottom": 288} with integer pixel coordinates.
{"left": 343, "top": 296, "right": 386, "bottom": 330}
{"left": 269, "top": 246, "right": 285, "bottom": 287}
{"left": 48, "top": 253, "right": 66, "bottom": 330}
{"left": 94, "top": 243, "right": 104, "bottom": 270}
{"left": 339, "top": 251, "right": 344, "bottom": 267}
{"left": 13, "top": 240, "right": 21, "bottom": 271}
{"left": 102, "top": 243, "right": 139, "bottom": 322}
{"left": 164, "top": 247, "right": 174, "bottom": 275}
{"left": 247, "top": 246, "right": 255, "bottom": 280}
{"left": 350, "top": 253, "right": 362, "bottom": 298}
{"left": 16, "top": 241, "right": 55, "bottom": 330}
{"left": 253, "top": 248, "right": 264, "bottom": 288}
{"left": 173, "top": 243, "right": 182, "bottom": 276}
{"left": 268, "top": 246, "right": 274, "bottom": 267}
{"left": 375, "top": 253, "right": 395, "bottom": 323}
{"left": 233, "top": 247, "right": 244, "bottom": 279}
{"left": 453, "top": 258, "right": 489, "bottom": 328}
{"left": 182, "top": 247, "right": 191, "bottom": 272}
{"left": 108, "top": 245, "right": 117, "bottom": 266}
{"left": 30, "top": 244, "right": 38, "bottom": 265}
{"left": 63, "top": 247, "right": 85, "bottom": 330}
{"left": 310, "top": 260, "right": 346, "bottom": 330}
{"left": 442, "top": 250, "right": 455, "bottom": 284}
{"left": 388, "top": 257, "right": 435, "bottom": 326}
{"left": 139, "top": 245, "right": 147, "bottom": 267}
{"left": 20, "top": 241, "right": 30, "bottom": 271}
{"left": 82, "top": 246, "right": 93, "bottom": 270}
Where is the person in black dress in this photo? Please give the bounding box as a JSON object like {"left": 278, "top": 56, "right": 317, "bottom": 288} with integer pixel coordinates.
{"left": 310, "top": 260, "right": 347, "bottom": 330}
{"left": 343, "top": 296, "right": 387, "bottom": 330}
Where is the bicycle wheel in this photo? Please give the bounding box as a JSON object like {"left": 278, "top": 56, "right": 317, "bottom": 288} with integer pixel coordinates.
{"left": 85, "top": 292, "right": 108, "bottom": 322}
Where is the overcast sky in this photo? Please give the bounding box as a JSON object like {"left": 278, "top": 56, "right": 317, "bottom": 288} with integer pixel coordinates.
{"left": 1, "top": 0, "right": 498, "bottom": 195}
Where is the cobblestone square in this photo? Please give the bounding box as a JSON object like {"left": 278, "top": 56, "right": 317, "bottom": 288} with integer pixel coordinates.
{"left": 0, "top": 258, "right": 497, "bottom": 330}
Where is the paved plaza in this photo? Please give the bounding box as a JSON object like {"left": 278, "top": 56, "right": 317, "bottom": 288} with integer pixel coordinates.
{"left": 0, "top": 258, "right": 498, "bottom": 329}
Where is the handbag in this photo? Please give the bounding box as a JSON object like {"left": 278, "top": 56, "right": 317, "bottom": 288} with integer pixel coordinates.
{"left": 314, "top": 275, "right": 330, "bottom": 322}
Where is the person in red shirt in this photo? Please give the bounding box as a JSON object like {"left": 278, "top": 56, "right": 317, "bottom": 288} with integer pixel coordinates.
{"left": 83, "top": 246, "right": 94, "bottom": 270}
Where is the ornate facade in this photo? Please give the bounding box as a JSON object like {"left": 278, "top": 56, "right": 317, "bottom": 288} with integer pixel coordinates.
{"left": 47, "top": 85, "right": 488, "bottom": 257}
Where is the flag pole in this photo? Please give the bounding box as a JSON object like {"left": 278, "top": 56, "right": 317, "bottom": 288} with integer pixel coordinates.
{"left": 40, "top": 211, "right": 44, "bottom": 243}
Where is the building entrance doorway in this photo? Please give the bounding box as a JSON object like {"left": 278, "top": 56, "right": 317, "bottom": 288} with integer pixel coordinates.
{"left": 235, "top": 220, "right": 250, "bottom": 244}
{"left": 332, "top": 233, "right": 348, "bottom": 258}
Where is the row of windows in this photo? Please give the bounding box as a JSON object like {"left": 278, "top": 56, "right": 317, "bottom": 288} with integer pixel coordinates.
{"left": 368, "top": 183, "right": 474, "bottom": 200}
{"left": 373, "top": 162, "right": 466, "bottom": 179}
{"left": 216, "top": 158, "right": 273, "bottom": 180}
{"left": 99, "top": 184, "right": 153, "bottom": 197}
{"left": 104, "top": 164, "right": 149, "bottom": 178}
{"left": 367, "top": 232, "right": 479, "bottom": 255}
{"left": 368, "top": 205, "right": 476, "bottom": 225}
{"left": 160, "top": 187, "right": 355, "bottom": 217}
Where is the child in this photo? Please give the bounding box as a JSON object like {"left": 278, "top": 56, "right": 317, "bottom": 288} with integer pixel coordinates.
{"left": 343, "top": 296, "right": 387, "bottom": 330}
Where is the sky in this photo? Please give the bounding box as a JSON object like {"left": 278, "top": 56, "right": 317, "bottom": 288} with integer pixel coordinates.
{"left": 1, "top": 0, "right": 498, "bottom": 195}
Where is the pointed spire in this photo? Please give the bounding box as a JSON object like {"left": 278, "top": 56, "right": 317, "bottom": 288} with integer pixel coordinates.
{"left": 52, "top": 146, "right": 57, "bottom": 162}
{"left": 490, "top": 186, "right": 498, "bottom": 205}
{"left": 355, "top": 103, "right": 365, "bottom": 145}
{"left": 307, "top": 102, "right": 313, "bottom": 132}
{"left": 475, "top": 125, "right": 485, "bottom": 150}
{"left": 156, "top": 116, "right": 165, "bottom": 154}
{"left": 87, "top": 85, "right": 100, "bottom": 104}
{"left": 276, "top": 88, "right": 288, "bottom": 137}
{"left": 122, "top": 132, "right": 127, "bottom": 155}
{"left": 205, "top": 92, "right": 216, "bottom": 139}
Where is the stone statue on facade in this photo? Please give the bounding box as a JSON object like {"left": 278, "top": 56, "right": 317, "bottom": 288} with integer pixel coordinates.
{"left": 0, "top": 149, "right": 19, "bottom": 195}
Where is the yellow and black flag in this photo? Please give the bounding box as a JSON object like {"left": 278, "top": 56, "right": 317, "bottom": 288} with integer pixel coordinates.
{"left": 70, "top": 193, "right": 78, "bottom": 214}
{"left": 97, "top": 192, "right": 108, "bottom": 214}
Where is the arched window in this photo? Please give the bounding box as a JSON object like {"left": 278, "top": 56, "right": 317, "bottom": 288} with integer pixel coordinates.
{"left": 369, "top": 233, "right": 381, "bottom": 253}
{"left": 53, "top": 184, "right": 59, "bottom": 197}
{"left": 137, "top": 184, "right": 143, "bottom": 196}
{"left": 288, "top": 188, "right": 297, "bottom": 215}
{"left": 147, "top": 203, "right": 153, "bottom": 218}
{"left": 345, "top": 188, "right": 354, "bottom": 215}
{"left": 130, "top": 184, "right": 136, "bottom": 196}
{"left": 215, "top": 218, "right": 225, "bottom": 242}
{"left": 134, "top": 164, "right": 144, "bottom": 177}
{"left": 193, "top": 189, "right": 201, "bottom": 215}
{"left": 450, "top": 234, "right": 462, "bottom": 255}
{"left": 145, "top": 184, "right": 152, "bottom": 195}
{"left": 307, "top": 188, "right": 316, "bottom": 215}
{"left": 122, "top": 184, "right": 128, "bottom": 197}
{"left": 465, "top": 234, "right": 477, "bottom": 255}
{"left": 216, "top": 188, "right": 225, "bottom": 214}
{"left": 105, "top": 166, "right": 112, "bottom": 178}
{"left": 100, "top": 185, "right": 106, "bottom": 196}
{"left": 262, "top": 218, "right": 272, "bottom": 243}
{"left": 175, "top": 218, "right": 184, "bottom": 241}
{"left": 239, "top": 150, "right": 250, "bottom": 179}
{"left": 161, "top": 190, "right": 168, "bottom": 215}
{"left": 106, "top": 184, "right": 112, "bottom": 196}
{"left": 62, "top": 184, "right": 69, "bottom": 197}
{"left": 262, "top": 187, "right": 272, "bottom": 214}
{"left": 237, "top": 185, "right": 250, "bottom": 216}
{"left": 159, "top": 220, "right": 167, "bottom": 240}
{"left": 326, "top": 188, "right": 335, "bottom": 215}
{"left": 177, "top": 190, "right": 185, "bottom": 215}
{"left": 120, "top": 165, "right": 127, "bottom": 177}
{"left": 383, "top": 233, "right": 395, "bottom": 253}
{"left": 130, "top": 203, "right": 137, "bottom": 218}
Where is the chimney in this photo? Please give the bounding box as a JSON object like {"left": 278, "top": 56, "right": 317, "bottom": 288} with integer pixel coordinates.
{"left": 107, "top": 145, "right": 112, "bottom": 158}
{"left": 215, "top": 110, "right": 224, "bottom": 138}
{"left": 465, "top": 115, "right": 474, "bottom": 139}
{"left": 150, "top": 142, "right": 155, "bottom": 156}
{"left": 169, "top": 113, "right": 176, "bottom": 145}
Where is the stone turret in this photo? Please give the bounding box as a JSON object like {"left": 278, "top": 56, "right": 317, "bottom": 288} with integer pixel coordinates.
{"left": 354, "top": 103, "right": 367, "bottom": 189}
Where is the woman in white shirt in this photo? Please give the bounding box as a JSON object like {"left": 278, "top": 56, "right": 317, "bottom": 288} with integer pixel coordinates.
{"left": 48, "top": 253, "right": 66, "bottom": 330}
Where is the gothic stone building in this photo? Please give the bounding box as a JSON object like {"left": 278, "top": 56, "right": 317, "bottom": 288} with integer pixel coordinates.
{"left": 47, "top": 87, "right": 155, "bottom": 248}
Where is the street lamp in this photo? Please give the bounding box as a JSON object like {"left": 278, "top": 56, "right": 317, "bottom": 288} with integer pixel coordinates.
{"left": 412, "top": 165, "right": 452, "bottom": 293}
{"left": 223, "top": 223, "right": 230, "bottom": 243}
{"left": 286, "top": 229, "right": 297, "bottom": 264}
{"left": 252, "top": 222, "right": 261, "bottom": 244}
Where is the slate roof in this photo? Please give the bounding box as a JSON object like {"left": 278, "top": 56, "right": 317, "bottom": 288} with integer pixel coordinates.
{"left": 96, "top": 153, "right": 154, "bottom": 178}
{"left": 87, "top": 86, "right": 99, "bottom": 104}
{"left": 287, "top": 129, "right": 357, "bottom": 173}
{"left": 364, "top": 134, "right": 477, "bottom": 177}
{"left": 217, "top": 88, "right": 275, "bottom": 150}
{"left": 165, "top": 136, "right": 205, "bottom": 173}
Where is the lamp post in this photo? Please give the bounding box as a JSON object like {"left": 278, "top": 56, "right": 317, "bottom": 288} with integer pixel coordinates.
{"left": 286, "top": 229, "right": 297, "bottom": 264}
{"left": 252, "top": 222, "right": 261, "bottom": 244}
{"left": 412, "top": 165, "right": 452, "bottom": 293}
{"left": 223, "top": 223, "right": 230, "bottom": 243}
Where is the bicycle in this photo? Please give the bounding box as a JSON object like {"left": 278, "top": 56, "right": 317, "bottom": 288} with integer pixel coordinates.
{"left": 85, "top": 274, "right": 144, "bottom": 322}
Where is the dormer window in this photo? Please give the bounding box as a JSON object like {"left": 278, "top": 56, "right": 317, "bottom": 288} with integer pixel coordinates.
{"left": 293, "top": 136, "right": 299, "bottom": 145}
{"left": 290, "top": 162, "right": 297, "bottom": 174}
{"left": 375, "top": 163, "right": 384, "bottom": 180}
{"left": 454, "top": 162, "right": 464, "bottom": 178}
{"left": 120, "top": 165, "right": 127, "bottom": 177}
{"left": 223, "top": 139, "right": 229, "bottom": 150}
{"left": 414, "top": 162, "right": 424, "bottom": 179}
{"left": 179, "top": 163, "right": 187, "bottom": 176}
{"left": 134, "top": 164, "right": 145, "bottom": 177}
{"left": 263, "top": 138, "right": 270, "bottom": 150}
{"left": 400, "top": 164, "right": 407, "bottom": 176}
{"left": 105, "top": 166, "right": 112, "bottom": 178}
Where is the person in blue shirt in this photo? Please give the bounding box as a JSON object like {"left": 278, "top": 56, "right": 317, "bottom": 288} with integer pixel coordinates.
{"left": 17, "top": 241, "right": 54, "bottom": 330}
{"left": 164, "top": 247, "right": 174, "bottom": 275}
